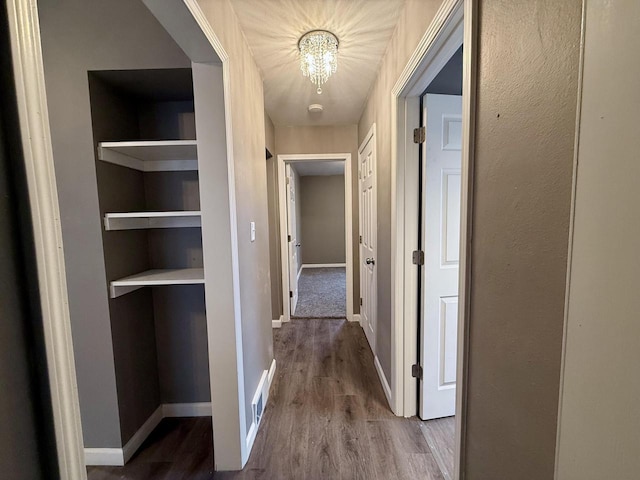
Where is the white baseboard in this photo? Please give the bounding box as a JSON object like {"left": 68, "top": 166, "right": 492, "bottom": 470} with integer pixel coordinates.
{"left": 84, "top": 448, "right": 124, "bottom": 467}
{"left": 162, "top": 402, "right": 212, "bottom": 418}
{"left": 374, "top": 355, "right": 393, "bottom": 409}
{"left": 122, "top": 406, "right": 163, "bottom": 463}
{"left": 272, "top": 315, "right": 283, "bottom": 328}
{"left": 351, "top": 313, "right": 361, "bottom": 324}
{"left": 301, "top": 263, "right": 346, "bottom": 269}
{"left": 246, "top": 359, "right": 276, "bottom": 453}
{"left": 85, "top": 402, "right": 212, "bottom": 466}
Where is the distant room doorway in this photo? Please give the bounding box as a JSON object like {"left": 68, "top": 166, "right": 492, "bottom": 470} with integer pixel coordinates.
{"left": 278, "top": 154, "right": 354, "bottom": 322}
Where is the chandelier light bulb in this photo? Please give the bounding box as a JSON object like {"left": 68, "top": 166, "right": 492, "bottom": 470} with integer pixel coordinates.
{"left": 298, "top": 30, "right": 339, "bottom": 95}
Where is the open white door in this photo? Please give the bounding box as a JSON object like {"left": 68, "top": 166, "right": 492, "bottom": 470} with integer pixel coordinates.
{"left": 359, "top": 129, "right": 377, "bottom": 351}
{"left": 286, "top": 164, "right": 300, "bottom": 314}
{"left": 419, "top": 94, "right": 462, "bottom": 420}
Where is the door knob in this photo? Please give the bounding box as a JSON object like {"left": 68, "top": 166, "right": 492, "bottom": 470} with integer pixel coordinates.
{"left": 366, "top": 258, "right": 375, "bottom": 265}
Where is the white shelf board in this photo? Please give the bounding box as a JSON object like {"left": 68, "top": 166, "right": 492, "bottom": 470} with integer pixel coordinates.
{"left": 98, "top": 140, "right": 198, "bottom": 172}
{"left": 104, "top": 211, "right": 201, "bottom": 230}
{"left": 110, "top": 268, "right": 204, "bottom": 298}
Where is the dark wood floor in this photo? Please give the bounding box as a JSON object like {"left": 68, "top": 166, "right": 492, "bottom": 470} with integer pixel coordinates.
{"left": 88, "top": 319, "right": 453, "bottom": 479}
{"left": 87, "top": 417, "right": 214, "bottom": 479}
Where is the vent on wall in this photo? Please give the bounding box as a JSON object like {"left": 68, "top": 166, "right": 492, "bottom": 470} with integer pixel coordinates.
{"left": 251, "top": 370, "right": 269, "bottom": 428}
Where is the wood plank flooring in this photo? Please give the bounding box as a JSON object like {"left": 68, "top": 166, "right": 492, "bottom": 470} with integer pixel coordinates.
{"left": 87, "top": 319, "right": 454, "bottom": 479}
{"left": 87, "top": 417, "right": 214, "bottom": 479}
{"left": 218, "top": 319, "right": 450, "bottom": 480}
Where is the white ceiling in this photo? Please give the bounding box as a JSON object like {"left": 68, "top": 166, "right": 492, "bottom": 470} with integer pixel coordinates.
{"left": 293, "top": 161, "right": 344, "bottom": 176}
{"left": 229, "top": 0, "right": 406, "bottom": 126}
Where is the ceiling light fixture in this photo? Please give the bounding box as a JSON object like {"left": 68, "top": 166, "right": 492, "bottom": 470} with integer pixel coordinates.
{"left": 298, "top": 30, "right": 339, "bottom": 95}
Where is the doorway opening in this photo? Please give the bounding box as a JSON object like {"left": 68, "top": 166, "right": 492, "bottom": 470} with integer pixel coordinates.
{"left": 392, "top": 1, "right": 475, "bottom": 479}
{"left": 277, "top": 154, "right": 354, "bottom": 323}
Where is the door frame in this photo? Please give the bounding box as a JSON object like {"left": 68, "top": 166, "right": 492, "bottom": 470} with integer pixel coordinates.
{"left": 7, "top": 0, "right": 254, "bottom": 475}
{"left": 277, "top": 153, "right": 354, "bottom": 323}
{"left": 358, "top": 124, "right": 378, "bottom": 352}
{"left": 390, "top": 0, "right": 476, "bottom": 478}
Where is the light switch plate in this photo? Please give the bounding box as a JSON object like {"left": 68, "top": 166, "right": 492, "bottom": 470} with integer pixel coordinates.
{"left": 250, "top": 221, "right": 256, "bottom": 242}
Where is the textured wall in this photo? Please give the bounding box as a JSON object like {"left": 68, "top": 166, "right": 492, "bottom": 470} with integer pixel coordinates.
{"left": 274, "top": 125, "right": 359, "bottom": 314}
{"left": 300, "top": 175, "right": 346, "bottom": 264}
{"left": 556, "top": 2, "right": 640, "bottom": 479}
{"left": 462, "top": 1, "right": 581, "bottom": 478}
{"left": 38, "top": 0, "right": 191, "bottom": 448}
{"left": 358, "top": 0, "right": 442, "bottom": 380}
{"left": 197, "top": 0, "right": 274, "bottom": 436}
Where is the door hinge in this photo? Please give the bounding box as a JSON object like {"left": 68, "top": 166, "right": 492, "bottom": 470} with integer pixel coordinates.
{"left": 360, "top": 297, "right": 363, "bottom": 306}
{"left": 289, "top": 291, "right": 293, "bottom": 298}
{"left": 288, "top": 234, "right": 292, "bottom": 242}
{"left": 412, "top": 250, "right": 425, "bottom": 265}
{"left": 411, "top": 363, "right": 423, "bottom": 380}
{"left": 413, "top": 126, "right": 426, "bottom": 144}
{"left": 359, "top": 235, "right": 362, "bottom": 244}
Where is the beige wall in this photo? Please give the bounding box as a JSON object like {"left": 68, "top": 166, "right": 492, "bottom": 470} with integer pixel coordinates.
{"left": 358, "top": 0, "right": 443, "bottom": 383}
{"left": 271, "top": 124, "right": 359, "bottom": 314}
{"left": 556, "top": 2, "right": 640, "bottom": 478}
{"left": 300, "top": 175, "right": 346, "bottom": 264}
{"left": 197, "top": 0, "right": 273, "bottom": 437}
{"left": 359, "top": 0, "right": 582, "bottom": 478}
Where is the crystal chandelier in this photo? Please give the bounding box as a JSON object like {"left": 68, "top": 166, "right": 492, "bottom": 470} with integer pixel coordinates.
{"left": 298, "top": 30, "right": 339, "bottom": 94}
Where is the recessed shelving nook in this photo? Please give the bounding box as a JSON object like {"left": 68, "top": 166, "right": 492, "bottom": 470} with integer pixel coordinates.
{"left": 89, "top": 68, "right": 212, "bottom": 458}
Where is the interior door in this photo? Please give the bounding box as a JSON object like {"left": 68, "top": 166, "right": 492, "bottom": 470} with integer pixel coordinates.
{"left": 419, "top": 94, "right": 463, "bottom": 420}
{"left": 359, "top": 133, "right": 377, "bottom": 350}
{"left": 286, "top": 164, "right": 299, "bottom": 314}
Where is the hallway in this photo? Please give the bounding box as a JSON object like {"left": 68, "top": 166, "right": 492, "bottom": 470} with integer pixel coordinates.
{"left": 218, "top": 319, "right": 449, "bottom": 479}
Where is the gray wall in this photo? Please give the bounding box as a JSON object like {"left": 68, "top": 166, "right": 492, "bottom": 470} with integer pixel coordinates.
{"left": 556, "top": 2, "right": 640, "bottom": 478}
{"left": 462, "top": 1, "right": 581, "bottom": 477}
{"left": 300, "top": 175, "right": 346, "bottom": 264}
{"left": 38, "top": 0, "right": 192, "bottom": 448}
{"left": 358, "top": 0, "right": 582, "bottom": 477}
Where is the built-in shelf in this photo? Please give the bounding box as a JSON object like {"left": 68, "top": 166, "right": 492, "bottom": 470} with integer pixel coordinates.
{"left": 110, "top": 268, "right": 204, "bottom": 298}
{"left": 104, "top": 211, "right": 201, "bottom": 231}
{"left": 98, "top": 140, "right": 198, "bottom": 172}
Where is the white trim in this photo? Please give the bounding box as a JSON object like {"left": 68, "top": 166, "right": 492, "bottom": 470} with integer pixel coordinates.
{"left": 554, "top": 2, "right": 587, "bottom": 477}
{"left": 268, "top": 358, "right": 277, "bottom": 386}
{"left": 389, "top": 1, "right": 475, "bottom": 479}
{"left": 272, "top": 315, "right": 283, "bottom": 329}
{"left": 278, "top": 153, "right": 354, "bottom": 323}
{"left": 374, "top": 356, "right": 393, "bottom": 409}
{"left": 7, "top": 2, "right": 87, "bottom": 479}
{"left": 122, "top": 406, "right": 163, "bottom": 464}
{"left": 162, "top": 402, "right": 212, "bottom": 418}
{"left": 352, "top": 313, "right": 362, "bottom": 324}
{"left": 245, "top": 359, "right": 277, "bottom": 454}
{"left": 301, "top": 263, "right": 346, "bottom": 269}
{"left": 85, "top": 403, "right": 212, "bottom": 466}
{"left": 84, "top": 449, "right": 124, "bottom": 467}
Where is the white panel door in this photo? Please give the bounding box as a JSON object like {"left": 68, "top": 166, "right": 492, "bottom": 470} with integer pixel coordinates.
{"left": 286, "top": 164, "right": 299, "bottom": 314}
{"left": 419, "top": 94, "right": 462, "bottom": 420}
{"left": 359, "top": 133, "right": 377, "bottom": 351}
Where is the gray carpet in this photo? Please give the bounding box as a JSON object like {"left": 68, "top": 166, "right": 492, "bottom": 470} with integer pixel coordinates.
{"left": 292, "top": 267, "right": 346, "bottom": 318}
